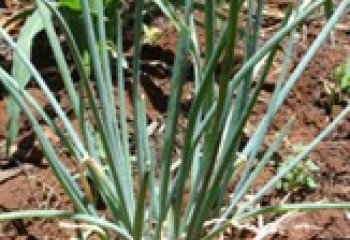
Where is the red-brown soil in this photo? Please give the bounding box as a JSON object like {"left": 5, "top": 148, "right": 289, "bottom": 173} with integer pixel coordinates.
{"left": 1, "top": 2, "right": 350, "bottom": 239}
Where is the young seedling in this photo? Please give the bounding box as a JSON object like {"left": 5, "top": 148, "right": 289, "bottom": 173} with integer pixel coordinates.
{"left": 333, "top": 57, "right": 350, "bottom": 92}
{"left": 277, "top": 144, "right": 319, "bottom": 192}
{"left": 143, "top": 24, "right": 162, "bottom": 45}
{"left": 324, "top": 56, "right": 350, "bottom": 115}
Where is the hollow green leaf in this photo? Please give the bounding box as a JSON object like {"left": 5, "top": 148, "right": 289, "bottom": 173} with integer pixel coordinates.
{"left": 6, "top": 10, "right": 44, "bottom": 154}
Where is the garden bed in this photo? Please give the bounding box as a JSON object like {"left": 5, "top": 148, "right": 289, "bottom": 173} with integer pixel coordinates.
{"left": 1, "top": 1, "right": 350, "bottom": 239}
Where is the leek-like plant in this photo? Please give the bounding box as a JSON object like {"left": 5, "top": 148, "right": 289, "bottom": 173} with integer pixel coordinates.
{"left": 1, "top": 0, "right": 350, "bottom": 239}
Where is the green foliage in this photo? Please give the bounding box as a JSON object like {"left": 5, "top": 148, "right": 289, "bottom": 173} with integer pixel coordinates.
{"left": 1, "top": 0, "right": 350, "bottom": 239}
{"left": 143, "top": 24, "right": 162, "bottom": 45}
{"left": 6, "top": 11, "right": 44, "bottom": 155}
{"left": 59, "top": 0, "right": 107, "bottom": 12}
{"left": 322, "top": 57, "right": 350, "bottom": 114}
{"left": 59, "top": 0, "right": 119, "bottom": 51}
{"left": 5, "top": 0, "right": 119, "bottom": 151}
{"left": 333, "top": 58, "right": 350, "bottom": 92}
{"left": 277, "top": 144, "right": 319, "bottom": 191}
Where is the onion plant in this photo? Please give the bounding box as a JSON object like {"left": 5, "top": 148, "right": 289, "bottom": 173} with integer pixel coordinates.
{"left": 1, "top": 0, "right": 350, "bottom": 239}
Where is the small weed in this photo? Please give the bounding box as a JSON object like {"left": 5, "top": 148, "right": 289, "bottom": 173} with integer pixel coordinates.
{"left": 143, "top": 24, "right": 162, "bottom": 45}
{"left": 324, "top": 57, "right": 350, "bottom": 115}
{"left": 333, "top": 58, "right": 350, "bottom": 93}
{"left": 277, "top": 144, "right": 319, "bottom": 192}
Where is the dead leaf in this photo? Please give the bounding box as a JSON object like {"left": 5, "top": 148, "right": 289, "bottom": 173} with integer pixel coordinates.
{"left": 0, "top": 164, "right": 33, "bottom": 183}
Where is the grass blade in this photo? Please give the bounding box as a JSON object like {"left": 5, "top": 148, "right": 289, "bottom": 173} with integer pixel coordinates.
{"left": 0, "top": 210, "right": 132, "bottom": 240}
{"left": 36, "top": 0, "right": 80, "bottom": 118}
{"left": 157, "top": 0, "right": 193, "bottom": 236}
{"left": 241, "top": 202, "right": 350, "bottom": 219}
{"left": 0, "top": 27, "right": 86, "bottom": 158}
{"left": 134, "top": 171, "right": 150, "bottom": 240}
{"left": 236, "top": 104, "right": 350, "bottom": 217}
{"left": 132, "top": 0, "right": 146, "bottom": 180}
{"left": 80, "top": 0, "right": 133, "bottom": 228}
{"left": 116, "top": 8, "right": 135, "bottom": 220}
{"left": 0, "top": 69, "right": 90, "bottom": 214}
{"left": 323, "top": 0, "right": 334, "bottom": 19}
{"left": 6, "top": 10, "right": 44, "bottom": 154}
{"left": 212, "top": 117, "right": 295, "bottom": 233}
